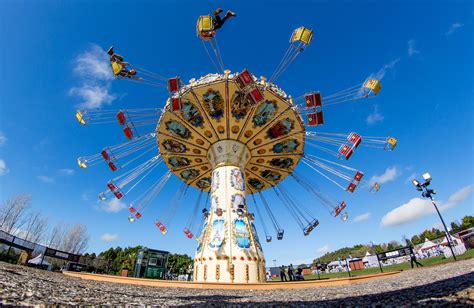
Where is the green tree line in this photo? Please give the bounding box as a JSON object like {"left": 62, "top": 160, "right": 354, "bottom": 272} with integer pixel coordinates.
{"left": 80, "top": 246, "right": 192, "bottom": 276}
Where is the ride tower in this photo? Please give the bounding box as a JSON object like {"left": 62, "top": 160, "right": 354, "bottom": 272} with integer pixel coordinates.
{"left": 157, "top": 70, "right": 305, "bottom": 283}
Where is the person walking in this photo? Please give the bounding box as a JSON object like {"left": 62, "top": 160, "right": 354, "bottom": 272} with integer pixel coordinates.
{"left": 279, "top": 265, "right": 287, "bottom": 282}
{"left": 410, "top": 253, "right": 423, "bottom": 268}
{"left": 288, "top": 264, "right": 295, "bottom": 281}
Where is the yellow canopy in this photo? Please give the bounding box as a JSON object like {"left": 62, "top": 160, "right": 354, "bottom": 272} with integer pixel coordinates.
{"left": 75, "top": 111, "right": 86, "bottom": 125}
{"left": 386, "top": 137, "right": 397, "bottom": 150}
{"left": 291, "top": 27, "right": 314, "bottom": 45}
{"left": 197, "top": 15, "right": 214, "bottom": 32}
{"left": 111, "top": 62, "right": 123, "bottom": 77}
{"left": 364, "top": 79, "right": 381, "bottom": 95}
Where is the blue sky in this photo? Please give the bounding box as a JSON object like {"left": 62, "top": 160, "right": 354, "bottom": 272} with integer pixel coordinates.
{"left": 0, "top": 0, "right": 473, "bottom": 264}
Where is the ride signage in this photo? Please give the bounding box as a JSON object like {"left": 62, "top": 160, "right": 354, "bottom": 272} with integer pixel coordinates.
{"left": 376, "top": 246, "right": 413, "bottom": 261}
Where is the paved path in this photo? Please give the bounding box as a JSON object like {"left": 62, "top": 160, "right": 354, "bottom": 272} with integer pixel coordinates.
{"left": 1, "top": 259, "right": 473, "bottom": 306}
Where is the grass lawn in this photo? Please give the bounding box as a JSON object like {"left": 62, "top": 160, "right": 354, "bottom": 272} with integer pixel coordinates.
{"left": 272, "top": 248, "right": 474, "bottom": 281}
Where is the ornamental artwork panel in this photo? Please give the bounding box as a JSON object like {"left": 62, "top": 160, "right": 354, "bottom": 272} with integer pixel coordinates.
{"left": 203, "top": 89, "right": 224, "bottom": 120}
{"left": 211, "top": 195, "right": 218, "bottom": 210}
{"left": 231, "top": 193, "right": 246, "bottom": 210}
{"left": 234, "top": 219, "right": 251, "bottom": 249}
{"left": 161, "top": 139, "right": 188, "bottom": 153}
{"left": 209, "top": 219, "right": 225, "bottom": 251}
{"left": 180, "top": 169, "right": 199, "bottom": 180}
{"left": 269, "top": 157, "right": 294, "bottom": 169}
{"left": 196, "top": 177, "right": 211, "bottom": 190}
{"left": 196, "top": 221, "right": 208, "bottom": 253}
{"left": 272, "top": 139, "right": 300, "bottom": 153}
{"left": 231, "top": 91, "right": 251, "bottom": 120}
{"left": 168, "top": 157, "right": 190, "bottom": 169}
{"left": 260, "top": 170, "right": 282, "bottom": 182}
{"left": 181, "top": 101, "right": 204, "bottom": 127}
{"left": 211, "top": 170, "right": 219, "bottom": 193}
{"left": 230, "top": 168, "right": 245, "bottom": 191}
{"left": 252, "top": 100, "right": 278, "bottom": 127}
{"left": 248, "top": 178, "right": 264, "bottom": 190}
{"left": 165, "top": 120, "right": 191, "bottom": 139}
{"left": 251, "top": 223, "right": 263, "bottom": 252}
{"left": 267, "top": 118, "right": 294, "bottom": 139}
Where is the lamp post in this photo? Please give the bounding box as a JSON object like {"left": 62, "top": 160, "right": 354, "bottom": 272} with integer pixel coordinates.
{"left": 411, "top": 172, "right": 457, "bottom": 261}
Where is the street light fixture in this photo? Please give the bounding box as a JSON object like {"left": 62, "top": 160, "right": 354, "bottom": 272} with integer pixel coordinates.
{"left": 411, "top": 172, "right": 457, "bottom": 261}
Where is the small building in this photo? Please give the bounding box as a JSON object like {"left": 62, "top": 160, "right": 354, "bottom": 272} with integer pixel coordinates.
{"left": 133, "top": 247, "right": 169, "bottom": 279}
{"left": 348, "top": 258, "right": 364, "bottom": 270}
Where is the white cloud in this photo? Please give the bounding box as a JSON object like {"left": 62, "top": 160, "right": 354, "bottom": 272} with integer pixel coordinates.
{"left": 102, "top": 198, "right": 126, "bottom": 213}
{"left": 442, "top": 185, "right": 474, "bottom": 210}
{"left": 0, "top": 132, "right": 6, "bottom": 147}
{"left": 366, "top": 105, "right": 384, "bottom": 125}
{"left": 73, "top": 44, "right": 114, "bottom": 81}
{"left": 59, "top": 168, "right": 75, "bottom": 176}
{"left": 369, "top": 167, "right": 400, "bottom": 185}
{"left": 408, "top": 39, "right": 419, "bottom": 57}
{"left": 446, "top": 22, "right": 463, "bottom": 35}
{"left": 353, "top": 212, "right": 371, "bottom": 223}
{"left": 37, "top": 175, "right": 54, "bottom": 183}
{"left": 69, "top": 85, "right": 116, "bottom": 109}
{"left": 317, "top": 245, "right": 330, "bottom": 254}
{"left": 70, "top": 44, "right": 117, "bottom": 109}
{"left": 0, "top": 159, "right": 9, "bottom": 176}
{"left": 380, "top": 185, "right": 474, "bottom": 227}
{"left": 100, "top": 233, "right": 119, "bottom": 242}
{"left": 371, "top": 58, "right": 400, "bottom": 80}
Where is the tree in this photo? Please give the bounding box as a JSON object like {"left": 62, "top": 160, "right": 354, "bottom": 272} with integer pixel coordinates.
{"left": 46, "top": 223, "right": 67, "bottom": 249}
{"left": 62, "top": 224, "right": 89, "bottom": 254}
{"left": 167, "top": 254, "right": 193, "bottom": 275}
{"left": 0, "top": 194, "right": 31, "bottom": 233}
{"left": 461, "top": 216, "right": 474, "bottom": 229}
{"left": 23, "top": 211, "right": 48, "bottom": 243}
{"left": 450, "top": 221, "right": 461, "bottom": 234}
{"left": 411, "top": 235, "right": 422, "bottom": 245}
{"left": 402, "top": 235, "right": 412, "bottom": 246}
{"left": 387, "top": 240, "right": 402, "bottom": 251}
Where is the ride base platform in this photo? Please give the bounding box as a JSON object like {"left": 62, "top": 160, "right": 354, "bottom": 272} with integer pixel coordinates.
{"left": 63, "top": 271, "right": 400, "bottom": 290}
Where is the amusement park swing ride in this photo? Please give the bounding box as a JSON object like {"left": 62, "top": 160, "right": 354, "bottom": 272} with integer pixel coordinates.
{"left": 76, "top": 12, "right": 397, "bottom": 283}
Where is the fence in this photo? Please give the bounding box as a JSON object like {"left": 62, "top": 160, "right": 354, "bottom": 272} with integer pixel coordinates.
{"left": 0, "top": 229, "right": 80, "bottom": 263}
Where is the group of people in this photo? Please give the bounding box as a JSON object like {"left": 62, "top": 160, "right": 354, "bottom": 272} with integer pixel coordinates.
{"left": 273, "top": 264, "right": 304, "bottom": 282}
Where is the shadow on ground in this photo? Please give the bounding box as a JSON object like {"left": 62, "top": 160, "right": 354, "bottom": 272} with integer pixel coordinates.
{"left": 174, "top": 272, "right": 474, "bottom": 306}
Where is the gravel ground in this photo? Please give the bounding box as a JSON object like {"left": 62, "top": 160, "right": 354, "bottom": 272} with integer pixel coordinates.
{"left": 1, "top": 259, "right": 473, "bottom": 307}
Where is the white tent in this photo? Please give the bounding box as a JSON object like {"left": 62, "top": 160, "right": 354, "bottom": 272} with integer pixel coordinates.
{"left": 419, "top": 238, "right": 438, "bottom": 251}
{"left": 441, "top": 235, "right": 460, "bottom": 246}
{"left": 362, "top": 251, "right": 379, "bottom": 268}
{"left": 327, "top": 260, "right": 340, "bottom": 267}
{"left": 28, "top": 254, "right": 51, "bottom": 266}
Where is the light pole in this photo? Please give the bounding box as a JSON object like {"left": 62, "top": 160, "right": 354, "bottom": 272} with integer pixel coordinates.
{"left": 412, "top": 172, "right": 457, "bottom": 261}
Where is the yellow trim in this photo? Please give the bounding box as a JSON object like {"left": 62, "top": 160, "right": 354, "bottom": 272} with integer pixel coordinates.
{"left": 75, "top": 111, "right": 86, "bottom": 125}
{"left": 111, "top": 62, "right": 123, "bottom": 76}
{"left": 291, "top": 27, "right": 314, "bottom": 45}
{"left": 197, "top": 15, "right": 214, "bottom": 32}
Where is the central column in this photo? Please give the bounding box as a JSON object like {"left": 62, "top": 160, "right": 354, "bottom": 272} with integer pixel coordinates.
{"left": 193, "top": 140, "right": 266, "bottom": 283}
